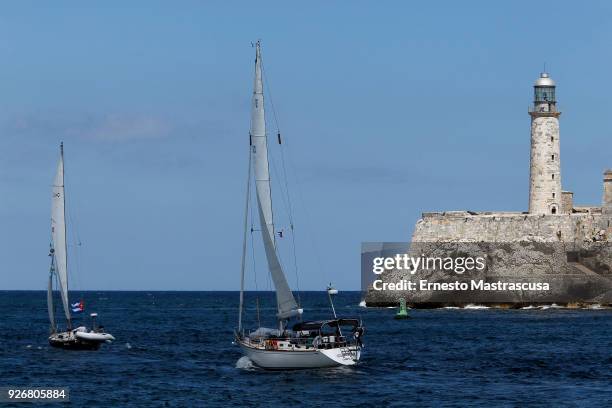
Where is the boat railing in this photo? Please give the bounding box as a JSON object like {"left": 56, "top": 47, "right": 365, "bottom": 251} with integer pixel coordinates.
{"left": 242, "top": 333, "right": 359, "bottom": 350}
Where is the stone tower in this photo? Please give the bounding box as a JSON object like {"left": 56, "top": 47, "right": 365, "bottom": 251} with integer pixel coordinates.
{"left": 604, "top": 169, "right": 612, "bottom": 210}
{"left": 529, "top": 72, "right": 562, "bottom": 214}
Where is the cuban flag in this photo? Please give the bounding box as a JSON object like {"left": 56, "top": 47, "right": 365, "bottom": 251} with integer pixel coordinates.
{"left": 71, "top": 300, "right": 85, "bottom": 314}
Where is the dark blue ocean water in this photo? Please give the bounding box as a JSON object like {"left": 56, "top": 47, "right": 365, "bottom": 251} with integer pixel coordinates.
{"left": 1, "top": 291, "right": 612, "bottom": 407}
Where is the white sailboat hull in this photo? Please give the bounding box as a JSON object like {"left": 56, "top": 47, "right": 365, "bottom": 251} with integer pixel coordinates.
{"left": 239, "top": 342, "right": 361, "bottom": 369}
{"left": 49, "top": 327, "right": 114, "bottom": 350}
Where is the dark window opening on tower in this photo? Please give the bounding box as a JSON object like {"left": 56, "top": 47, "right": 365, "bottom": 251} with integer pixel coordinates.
{"left": 551, "top": 136, "right": 554, "bottom": 142}
{"left": 552, "top": 154, "right": 555, "bottom": 160}
{"left": 553, "top": 193, "right": 556, "bottom": 198}
{"left": 551, "top": 207, "right": 557, "bottom": 214}
{"left": 535, "top": 87, "right": 556, "bottom": 103}
{"left": 552, "top": 174, "right": 555, "bottom": 180}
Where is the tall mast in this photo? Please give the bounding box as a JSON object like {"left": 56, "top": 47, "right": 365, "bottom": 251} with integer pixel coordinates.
{"left": 251, "top": 41, "right": 276, "bottom": 248}
{"left": 249, "top": 41, "right": 301, "bottom": 324}
{"left": 51, "top": 142, "right": 71, "bottom": 329}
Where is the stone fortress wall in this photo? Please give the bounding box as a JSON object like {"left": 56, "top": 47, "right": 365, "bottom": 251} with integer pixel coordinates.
{"left": 413, "top": 209, "right": 609, "bottom": 244}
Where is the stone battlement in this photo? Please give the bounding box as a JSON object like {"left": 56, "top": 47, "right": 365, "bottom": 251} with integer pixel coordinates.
{"left": 414, "top": 211, "right": 609, "bottom": 243}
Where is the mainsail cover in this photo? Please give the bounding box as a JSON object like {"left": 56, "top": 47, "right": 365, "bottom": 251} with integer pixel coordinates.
{"left": 250, "top": 42, "right": 299, "bottom": 319}
{"left": 51, "top": 148, "right": 71, "bottom": 322}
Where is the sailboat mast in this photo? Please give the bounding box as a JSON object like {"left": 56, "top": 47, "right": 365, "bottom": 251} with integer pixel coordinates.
{"left": 238, "top": 148, "right": 252, "bottom": 333}
{"left": 250, "top": 41, "right": 302, "bottom": 324}
{"left": 51, "top": 142, "right": 72, "bottom": 330}
{"left": 252, "top": 41, "right": 277, "bottom": 248}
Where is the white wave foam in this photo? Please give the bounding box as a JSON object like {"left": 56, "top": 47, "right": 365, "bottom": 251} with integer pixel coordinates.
{"left": 540, "top": 303, "right": 564, "bottom": 310}
{"left": 236, "top": 356, "right": 256, "bottom": 370}
{"left": 125, "top": 343, "right": 132, "bottom": 349}
{"left": 358, "top": 300, "right": 367, "bottom": 308}
{"left": 464, "top": 304, "right": 489, "bottom": 310}
{"left": 521, "top": 305, "right": 537, "bottom": 310}
{"left": 443, "top": 306, "right": 460, "bottom": 309}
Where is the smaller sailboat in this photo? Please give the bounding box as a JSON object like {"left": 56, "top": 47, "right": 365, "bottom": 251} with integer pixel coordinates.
{"left": 235, "top": 42, "right": 364, "bottom": 369}
{"left": 47, "top": 143, "right": 115, "bottom": 350}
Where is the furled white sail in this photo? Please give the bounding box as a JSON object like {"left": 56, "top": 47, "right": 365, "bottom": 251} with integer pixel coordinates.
{"left": 250, "top": 42, "right": 300, "bottom": 320}
{"left": 51, "top": 146, "right": 71, "bottom": 323}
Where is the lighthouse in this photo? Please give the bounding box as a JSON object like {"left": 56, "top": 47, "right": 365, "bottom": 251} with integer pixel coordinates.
{"left": 529, "top": 72, "right": 562, "bottom": 214}
{"left": 604, "top": 169, "right": 612, "bottom": 211}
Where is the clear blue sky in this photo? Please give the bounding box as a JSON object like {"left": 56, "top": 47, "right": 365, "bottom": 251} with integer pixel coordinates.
{"left": 1, "top": 1, "right": 611, "bottom": 290}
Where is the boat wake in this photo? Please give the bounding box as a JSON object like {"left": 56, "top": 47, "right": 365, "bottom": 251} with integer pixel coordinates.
{"left": 235, "top": 356, "right": 256, "bottom": 371}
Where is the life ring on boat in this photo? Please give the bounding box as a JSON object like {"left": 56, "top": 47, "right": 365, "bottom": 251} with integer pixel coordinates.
{"left": 265, "top": 339, "right": 278, "bottom": 350}
{"left": 266, "top": 339, "right": 279, "bottom": 350}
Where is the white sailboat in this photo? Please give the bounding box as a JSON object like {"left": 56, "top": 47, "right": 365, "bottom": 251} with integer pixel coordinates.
{"left": 235, "top": 42, "right": 364, "bottom": 369}
{"left": 47, "top": 143, "right": 115, "bottom": 350}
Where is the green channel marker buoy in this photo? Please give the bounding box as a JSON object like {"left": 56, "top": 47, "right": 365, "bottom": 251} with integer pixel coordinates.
{"left": 395, "top": 298, "right": 410, "bottom": 319}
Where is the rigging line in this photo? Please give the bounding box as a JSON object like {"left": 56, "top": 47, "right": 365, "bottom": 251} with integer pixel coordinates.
{"left": 238, "top": 145, "right": 252, "bottom": 333}
{"left": 70, "top": 206, "right": 84, "bottom": 295}
{"left": 265, "top": 150, "right": 300, "bottom": 299}
{"left": 261, "top": 58, "right": 302, "bottom": 304}
{"left": 261, "top": 59, "right": 293, "bottom": 221}
{"left": 260, "top": 58, "right": 281, "bottom": 139}
{"left": 267, "top": 149, "right": 292, "bottom": 220}
{"left": 248, "top": 163, "right": 257, "bottom": 288}
{"left": 250, "top": 227, "right": 262, "bottom": 329}
{"left": 54, "top": 268, "right": 61, "bottom": 330}
{"left": 249, "top": 162, "right": 270, "bottom": 293}
{"left": 261, "top": 60, "right": 294, "bottom": 227}
{"left": 66, "top": 207, "right": 82, "bottom": 297}
{"left": 284, "top": 141, "right": 325, "bottom": 277}
{"left": 277, "top": 136, "right": 301, "bottom": 304}
{"left": 249, "top": 198, "right": 262, "bottom": 329}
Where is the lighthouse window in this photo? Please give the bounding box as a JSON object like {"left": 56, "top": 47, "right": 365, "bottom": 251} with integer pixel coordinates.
{"left": 535, "top": 87, "right": 555, "bottom": 103}
{"left": 551, "top": 207, "right": 557, "bottom": 214}
{"left": 551, "top": 136, "right": 554, "bottom": 142}
{"left": 552, "top": 174, "right": 555, "bottom": 180}
{"left": 552, "top": 154, "right": 555, "bottom": 160}
{"left": 553, "top": 193, "right": 556, "bottom": 198}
